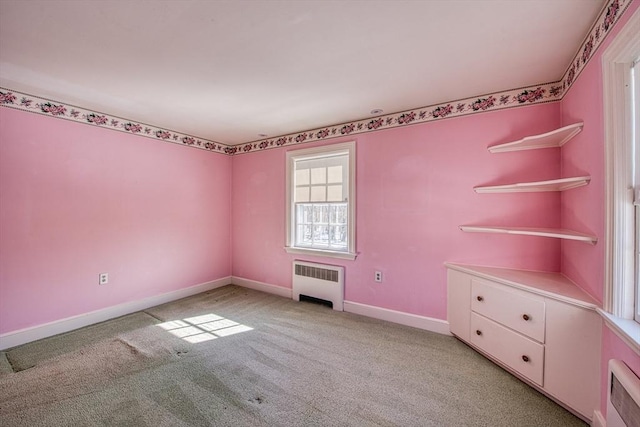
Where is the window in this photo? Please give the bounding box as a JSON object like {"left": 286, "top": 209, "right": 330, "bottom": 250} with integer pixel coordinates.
{"left": 602, "top": 7, "right": 640, "bottom": 351}
{"left": 634, "top": 57, "right": 640, "bottom": 322}
{"left": 285, "top": 142, "right": 356, "bottom": 260}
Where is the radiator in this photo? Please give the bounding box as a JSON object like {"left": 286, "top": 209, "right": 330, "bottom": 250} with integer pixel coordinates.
{"left": 292, "top": 260, "right": 344, "bottom": 311}
{"left": 606, "top": 359, "right": 640, "bottom": 427}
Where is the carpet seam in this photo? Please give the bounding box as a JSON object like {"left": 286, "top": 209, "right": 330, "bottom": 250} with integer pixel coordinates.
{"left": 3, "top": 352, "right": 19, "bottom": 373}
{"left": 142, "top": 311, "right": 164, "bottom": 322}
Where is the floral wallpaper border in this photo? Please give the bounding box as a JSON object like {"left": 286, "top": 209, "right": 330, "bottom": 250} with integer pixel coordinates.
{"left": 236, "top": 0, "right": 633, "bottom": 155}
{"left": 559, "top": 0, "right": 632, "bottom": 90}
{"left": 0, "top": 88, "right": 231, "bottom": 154}
{"left": 233, "top": 83, "right": 560, "bottom": 155}
{"left": 0, "top": 0, "right": 632, "bottom": 157}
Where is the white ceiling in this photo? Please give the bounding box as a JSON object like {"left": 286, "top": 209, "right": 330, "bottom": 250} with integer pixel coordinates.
{"left": 0, "top": 0, "right": 605, "bottom": 146}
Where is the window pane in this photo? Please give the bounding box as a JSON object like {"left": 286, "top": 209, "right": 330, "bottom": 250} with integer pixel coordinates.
{"left": 327, "top": 165, "right": 343, "bottom": 183}
{"left": 295, "top": 168, "right": 310, "bottom": 186}
{"left": 296, "top": 204, "right": 312, "bottom": 224}
{"left": 295, "top": 187, "right": 309, "bottom": 202}
{"left": 313, "top": 205, "right": 328, "bottom": 223}
{"left": 296, "top": 224, "right": 312, "bottom": 246}
{"left": 313, "top": 225, "right": 328, "bottom": 246}
{"left": 330, "top": 225, "right": 348, "bottom": 248}
{"left": 311, "top": 167, "right": 327, "bottom": 184}
{"left": 296, "top": 205, "right": 304, "bottom": 224}
{"left": 310, "top": 186, "right": 326, "bottom": 202}
{"left": 327, "top": 185, "right": 343, "bottom": 202}
{"left": 331, "top": 203, "right": 347, "bottom": 224}
{"left": 293, "top": 203, "right": 348, "bottom": 251}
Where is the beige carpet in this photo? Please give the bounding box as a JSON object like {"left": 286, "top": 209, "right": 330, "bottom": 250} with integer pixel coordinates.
{"left": 0, "top": 285, "right": 587, "bottom": 426}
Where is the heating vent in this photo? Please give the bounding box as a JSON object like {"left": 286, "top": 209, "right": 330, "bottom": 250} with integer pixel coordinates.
{"left": 292, "top": 260, "right": 344, "bottom": 311}
{"left": 294, "top": 264, "right": 339, "bottom": 283}
{"left": 607, "top": 359, "right": 640, "bottom": 427}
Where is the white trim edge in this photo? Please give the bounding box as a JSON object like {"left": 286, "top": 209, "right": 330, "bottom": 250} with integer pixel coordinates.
{"left": 602, "top": 6, "right": 640, "bottom": 317}
{"left": 0, "top": 276, "right": 232, "bottom": 351}
{"left": 343, "top": 300, "right": 451, "bottom": 336}
{"left": 598, "top": 308, "right": 640, "bottom": 356}
{"left": 284, "top": 246, "right": 357, "bottom": 260}
{"left": 231, "top": 276, "right": 292, "bottom": 299}
{"left": 592, "top": 410, "right": 606, "bottom": 427}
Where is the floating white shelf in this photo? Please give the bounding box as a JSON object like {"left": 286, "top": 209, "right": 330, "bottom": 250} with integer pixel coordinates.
{"left": 474, "top": 176, "right": 591, "bottom": 193}
{"left": 463, "top": 121, "right": 596, "bottom": 245}
{"left": 459, "top": 225, "right": 597, "bottom": 244}
{"left": 488, "top": 122, "right": 583, "bottom": 153}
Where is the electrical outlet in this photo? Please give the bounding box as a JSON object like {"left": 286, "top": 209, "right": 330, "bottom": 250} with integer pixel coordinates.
{"left": 99, "top": 273, "right": 108, "bottom": 285}
{"left": 374, "top": 271, "right": 383, "bottom": 283}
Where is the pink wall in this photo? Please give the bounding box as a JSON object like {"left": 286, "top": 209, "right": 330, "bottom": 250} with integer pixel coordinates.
{"left": 0, "top": 107, "right": 232, "bottom": 334}
{"left": 232, "top": 103, "right": 562, "bottom": 320}
{"left": 560, "top": 1, "right": 640, "bottom": 415}
{"left": 3, "top": 7, "right": 636, "bottom": 419}
{"left": 601, "top": 327, "right": 640, "bottom": 399}
{"left": 559, "top": 36, "right": 608, "bottom": 304}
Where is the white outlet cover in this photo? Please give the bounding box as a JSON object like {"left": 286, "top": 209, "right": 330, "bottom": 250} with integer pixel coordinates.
{"left": 99, "top": 273, "right": 108, "bottom": 285}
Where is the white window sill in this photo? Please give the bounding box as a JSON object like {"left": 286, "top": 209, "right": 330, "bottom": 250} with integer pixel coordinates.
{"left": 597, "top": 308, "right": 640, "bottom": 356}
{"left": 284, "top": 246, "right": 357, "bottom": 260}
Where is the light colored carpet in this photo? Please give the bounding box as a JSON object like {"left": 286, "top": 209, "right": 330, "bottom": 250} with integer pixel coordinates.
{"left": 4, "top": 311, "right": 159, "bottom": 372}
{"left": 0, "top": 352, "right": 12, "bottom": 375}
{"left": 0, "top": 285, "right": 587, "bottom": 426}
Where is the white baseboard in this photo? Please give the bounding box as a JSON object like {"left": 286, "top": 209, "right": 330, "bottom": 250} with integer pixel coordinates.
{"left": 343, "top": 300, "right": 451, "bottom": 336}
{"left": 230, "top": 277, "right": 450, "bottom": 335}
{"left": 231, "top": 276, "right": 292, "bottom": 299}
{"left": 1, "top": 276, "right": 450, "bottom": 350}
{"left": 592, "top": 410, "right": 605, "bottom": 427}
{"left": 0, "top": 276, "right": 232, "bottom": 351}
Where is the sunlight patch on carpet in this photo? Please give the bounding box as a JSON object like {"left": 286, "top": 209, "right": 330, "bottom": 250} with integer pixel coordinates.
{"left": 157, "top": 313, "right": 253, "bottom": 343}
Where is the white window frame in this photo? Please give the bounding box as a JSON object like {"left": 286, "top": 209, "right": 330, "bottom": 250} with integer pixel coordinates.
{"left": 285, "top": 141, "right": 357, "bottom": 260}
{"left": 634, "top": 58, "right": 640, "bottom": 323}
{"left": 601, "top": 7, "right": 640, "bottom": 354}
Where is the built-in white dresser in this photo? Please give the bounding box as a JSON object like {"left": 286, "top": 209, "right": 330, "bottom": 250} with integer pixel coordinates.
{"left": 446, "top": 263, "right": 601, "bottom": 422}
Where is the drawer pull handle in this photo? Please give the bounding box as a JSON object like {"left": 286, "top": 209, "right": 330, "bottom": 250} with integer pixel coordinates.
{"left": 522, "top": 314, "right": 530, "bottom": 321}
{"left": 476, "top": 296, "right": 484, "bottom": 302}
{"left": 476, "top": 330, "right": 482, "bottom": 336}
{"left": 522, "top": 355, "right": 530, "bottom": 362}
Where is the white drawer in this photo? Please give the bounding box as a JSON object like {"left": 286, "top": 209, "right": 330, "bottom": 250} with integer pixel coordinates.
{"left": 470, "top": 313, "right": 545, "bottom": 387}
{"left": 471, "top": 278, "right": 545, "bottom": 342}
